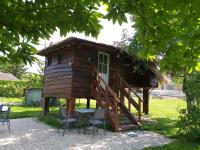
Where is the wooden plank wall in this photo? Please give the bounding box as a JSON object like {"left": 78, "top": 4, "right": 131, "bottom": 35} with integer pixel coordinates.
{"left": 43, "top": 48, "right": 74, "bottom": 98}
{"left": 72, "top": 46, "right": 97, "bottom": 98}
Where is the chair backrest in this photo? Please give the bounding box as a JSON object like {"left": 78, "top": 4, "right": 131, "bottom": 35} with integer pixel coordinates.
{"left": 2, "top": 106, "right": 11, "bottom": 120}
{"left": 5, "top": 107, "right": 11, "bottom": 120}
{"left": 0, "top": 105, "right": 2, "bottom": 112}
{"left": 59, "top": 106, "right": 67, "bottom": 119}
{"left": 94, "top": 109, "right": 105, "bottom": 119}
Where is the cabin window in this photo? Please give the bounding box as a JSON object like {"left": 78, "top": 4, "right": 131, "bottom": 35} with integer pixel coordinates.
{"left": 98, "top": 54, "right": 108, "bottom": 74}
{"left": 58, "top": 54, "right": 63, "bottom": 64}
{"left": 47, "top": 56, "right": 52, "bottom": 66}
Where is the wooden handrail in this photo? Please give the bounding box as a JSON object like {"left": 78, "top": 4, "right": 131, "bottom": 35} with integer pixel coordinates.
{"left": 93, "top": 80, "right": 116, "bottom": 109}
{"left": 114, "top": 72, "right": 143, "bottom": 123}
{"left": 92, "top": 66, "right": 141, "bottom": 129}
{"left": 115, "top": 73, "right": 144, "bottom": 103}
{"left": 93, "top": 67, "right": 121, "bottom": 103}
{"left": 92, "top": 66, "right": 120, "bottom": 130}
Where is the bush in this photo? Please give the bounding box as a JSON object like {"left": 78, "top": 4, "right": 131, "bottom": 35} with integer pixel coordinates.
{"left": 177, "top": 72, "right": 200, "bottom": 141}
{"left": 177, "top": 106, "right": 200, "bottom": 141}
{"left": 0, "top": 73, "right": 43, "bottom": 98}
{"left": 0, "top": 80, "right": 26, "bottom": 98}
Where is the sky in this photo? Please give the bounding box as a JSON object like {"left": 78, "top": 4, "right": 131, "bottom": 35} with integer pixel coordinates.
{"left": 27, "top": 17, "right": 135, "bottom": 73}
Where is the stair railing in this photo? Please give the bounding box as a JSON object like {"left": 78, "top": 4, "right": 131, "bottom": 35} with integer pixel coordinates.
{"left": 91, "top": 66, "right": 120, "bottom": 131}
{"left": 91, "top": 66, "right": 140, "bottom": 130}
{"left": 114, "top": 73, "right": 143, "bottom": 123}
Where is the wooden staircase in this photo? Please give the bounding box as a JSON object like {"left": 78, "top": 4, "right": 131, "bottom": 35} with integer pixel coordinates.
{"left": 91, "top": 66, "right": 143, "bottom": 132}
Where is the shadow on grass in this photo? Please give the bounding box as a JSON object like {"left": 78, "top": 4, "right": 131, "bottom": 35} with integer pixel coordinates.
{"left": 141, "top": 117, "right": 179, "bottom": 138}
{"left": 144, "top": 139, "right": 200, "bottom": 150}
{"left": 142, "top": 117, "right": 200, "bottom": 150}
{"left": 39, "top": 111, "right": 114, "bottom": 132}
{"left": 39, "top": 115, "right": 60, "bottom": 128}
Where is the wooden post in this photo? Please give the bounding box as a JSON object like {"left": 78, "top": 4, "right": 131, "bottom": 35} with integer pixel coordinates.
{"left": 96, "top": 101, "right": 99, "bottom": 109}
{"left": 128, "top": 88, "right": 131, "bottom": 111}
{"left": 143, "top": 88, "right": 149, "bottom": 115}
{"left": 138, "top": 96, "right": 141, "bottom": 123}
{"left": 86, "top": 98, "right": 90, "bottom": 108}
{"left": 43, "top": 97, "right": 50, "bottom": 116}
{"left": 66, "top": 98, "right": 75, "bottom": 116}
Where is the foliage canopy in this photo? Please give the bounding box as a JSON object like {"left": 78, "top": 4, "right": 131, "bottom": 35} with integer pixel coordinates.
{"left": 126, "top": 0, "right": 200, "bottom": 73}
{"left": 1, "top": 0, "right": 200, "bottom": 73}
{"left": 0, "top": 0, "right": 103, "bottom": 64}
{"left": 0, "top": 61, "right": 27, "bottom": 79}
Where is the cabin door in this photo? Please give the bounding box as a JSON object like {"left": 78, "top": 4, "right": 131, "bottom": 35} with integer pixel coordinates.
{"left": 98, "top": 52, "right": 110, "bottom": 89}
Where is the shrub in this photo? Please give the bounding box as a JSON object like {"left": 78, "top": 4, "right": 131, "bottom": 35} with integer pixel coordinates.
{"left": 0, "top": 73, "right": 43, "bottom": 98}
{"left": 177, "top": 72, "right": 200, "bottom": 141}
{"left": 177, "top": 106, "right": 200, "bottom": 141}
{"left": 0, "top": 80, "right": 26, "bottom": 98}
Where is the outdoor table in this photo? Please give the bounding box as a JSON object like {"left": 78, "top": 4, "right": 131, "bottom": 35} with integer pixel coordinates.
{"left": 75, "top": 109, "right": 95, "bottom": 133}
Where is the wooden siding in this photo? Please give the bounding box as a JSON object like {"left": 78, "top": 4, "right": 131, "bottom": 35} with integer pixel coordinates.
{"left": 71, "top": 46, "right": 96, "bottom": 98}
{"left": 42, "top": 43, "right": 153, "bottom": 99}
{"left": 43, "top": 49, "right": 74, "bottom": 98}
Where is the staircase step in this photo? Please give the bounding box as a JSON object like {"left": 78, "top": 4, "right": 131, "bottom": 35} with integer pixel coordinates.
{"left": 119, "top": 120, "right": 132, "bottom": 125}
{"left": 118, "top": 124, "right": 139, "bottom": 132}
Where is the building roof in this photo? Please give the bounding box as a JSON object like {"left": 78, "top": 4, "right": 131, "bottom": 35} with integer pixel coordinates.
{"left": 0, "top": 72, "right": 19, "bottom": 81}
{"left": 37, "top": 37, "right": 119, "bottom": 56}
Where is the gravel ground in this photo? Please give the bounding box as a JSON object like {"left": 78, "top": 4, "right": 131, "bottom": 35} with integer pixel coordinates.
{"left": 0, "top": 118, "right": 172, "bottom": 150}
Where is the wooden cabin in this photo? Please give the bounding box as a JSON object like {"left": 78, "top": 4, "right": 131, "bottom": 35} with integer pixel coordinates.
{"left": 37, "top": 37, "right": 159, "bottom": 131}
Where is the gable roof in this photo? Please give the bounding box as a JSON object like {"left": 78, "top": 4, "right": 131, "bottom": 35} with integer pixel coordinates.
{"left": 37, "top": 37, "right": 119, "bottom": 56}
{"left": 0, "top": 72, "right": 19, "bottom": 81}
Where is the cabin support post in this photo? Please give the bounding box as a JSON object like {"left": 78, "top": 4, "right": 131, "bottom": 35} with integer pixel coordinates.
{"left": 86, "top": 98, "right": 90, "bottom": 108}
{"left": 66, "top": 98, "right": 75, "bottom": 116}
{"left": 43, "top": 97, "right": 50, "bottom": 116}
{"left": 96, "top": 102, "right": 99, "bottom": 109}
{"left": 143, "top": 88, "right": 149, "bottom": 115}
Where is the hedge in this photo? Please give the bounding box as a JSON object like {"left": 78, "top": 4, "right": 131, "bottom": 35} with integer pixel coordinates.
{"left": 0, "top": 80, "right": 27, "bottom": 98}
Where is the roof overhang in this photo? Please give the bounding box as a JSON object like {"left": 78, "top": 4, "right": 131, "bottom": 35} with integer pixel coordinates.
{"left": 37, "top": 37, "right": 120, "bottom": 56}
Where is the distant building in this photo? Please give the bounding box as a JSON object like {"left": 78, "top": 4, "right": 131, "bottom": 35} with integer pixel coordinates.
{"left": 0, "top": 72, "right": 19, "bottom": 81}
{"left": 25, "top": 88, "right": 42, "bottom": 106}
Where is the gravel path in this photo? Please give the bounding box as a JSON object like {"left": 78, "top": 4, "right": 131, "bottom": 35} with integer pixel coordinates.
{"left": 0, "top": 118, "right": 172, "bottom": 150}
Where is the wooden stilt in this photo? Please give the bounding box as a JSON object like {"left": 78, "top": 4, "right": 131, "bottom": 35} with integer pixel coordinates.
{"left": 143, "top": 88, "right": 149, "bottom": 115}
{"left": 96, "top": 101, "right": 99, "bottom": 109}
{"left": 86, "top": 98, "right": 90, "bottom": 108}
{"left": 43, "top": 97, "right": 50, "bottom": 116}
{"left": 66, "top": 98, "right": 75, "bottom": 116}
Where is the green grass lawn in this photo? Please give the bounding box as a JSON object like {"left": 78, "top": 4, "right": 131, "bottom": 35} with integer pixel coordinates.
{"left": 143, "top": 98, "right": 200, "bottom": 150}
{"left": 0, "top": 97, "right": 23, "bottom": 103}
{"left": 145, "top": 139, "right": 200, "bottom": 150}
{"left": 142, "top": 98, "right": 186, "bottom": 137}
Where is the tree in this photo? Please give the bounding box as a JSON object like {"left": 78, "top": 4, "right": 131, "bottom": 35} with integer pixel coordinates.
{"left": 177, "top": 71, "right": 200, "bottom": 141}
{"left": 102, "top": 0, "right": 200, "bottom": 74}
{"left": 0, "top": 61, "right": 27, "bottom": 79}
{"left": 0, "top": 0, "right": 103, "bottom": 64}
{"left": 1, "top": 0, "right": 199, "bottom": 73}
